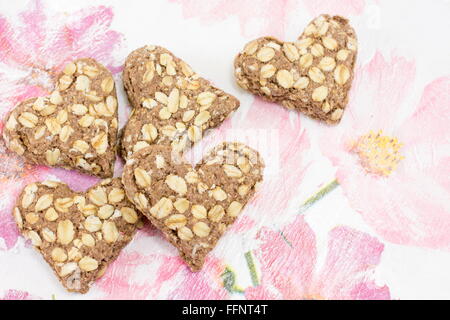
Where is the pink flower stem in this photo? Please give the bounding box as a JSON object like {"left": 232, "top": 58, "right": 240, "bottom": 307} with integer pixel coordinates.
{"left": 298, "top": 178, "right": 339, "bottom": 214}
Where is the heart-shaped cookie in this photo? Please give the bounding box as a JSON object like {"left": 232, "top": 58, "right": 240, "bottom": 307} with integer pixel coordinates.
{"left": 120, "top": 46, "right": 240, "bottom": 159}
{"left": 234, "top": 14, "right": 357, "bottom": 124}
{"left": 3, "top": 58, "right": 118, "bottom": 177}
{"left": 122, "top": 142, "right": 264, "bottom": 271}
{"left": 13, "top": 178, "right": 142, "bottom": 293}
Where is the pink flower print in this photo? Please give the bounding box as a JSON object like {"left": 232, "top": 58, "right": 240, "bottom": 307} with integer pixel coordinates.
{"left": 97, "top": 222, "right": 229, "bottom": 300}
{"left": 302, "top": 0, "right": 367, "bottom": 17}
{"left": 97, "top": 246, "right": 230, "bottom": 299}
{"left": 318, "top": 52, "right": 450, "bottom": 250}
{"left": 245, "top": 215, "right": 316, "bottom": 299}
{"left": 309, "top": 227, "right": 390, "bottom": 299}
{"left": 1, "top": 289, "right": 40, "bottom": 300}
{"left": 96, "top": 251, "right": 160, "bottom": 299}
{"left": 168, "top": 257, "right": 230, "bottom": 299}
{"left": 170, "top": 0, "right": 368, "bottom": 39}
{"left": 169, "top": 0, "right": 298, "bottom": 38}
{"left": 245, "top": 215, "right": 390, "bottom": 300}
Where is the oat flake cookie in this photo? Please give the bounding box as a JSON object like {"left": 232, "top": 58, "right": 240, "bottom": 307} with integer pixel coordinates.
{"left": 3, "top": 58, "right": 119, "bottom": 177}
{"left": 234, "top": 14, "right": 357, "bottom": 124}
{"left": 120, "top": 46, "right": 240, "bottom": 159}
{"left": 13, "top": 178, "right": 142, "bottom": 293}
{"left": 122, "top": 142, "right": 264, "bottom": 271}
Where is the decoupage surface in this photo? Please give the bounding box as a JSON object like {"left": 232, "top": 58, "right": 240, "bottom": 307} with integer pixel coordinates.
{"left": 0, "top": 0, "right": 449, "bottom": 299}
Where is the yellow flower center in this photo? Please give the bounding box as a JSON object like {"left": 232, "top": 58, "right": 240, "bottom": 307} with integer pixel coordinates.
{"left": 352, "top": 130, "right": 404, "bottom": 176}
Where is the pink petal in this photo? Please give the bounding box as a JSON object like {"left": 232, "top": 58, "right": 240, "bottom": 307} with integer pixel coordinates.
{"left": 60, "top": 6, "right": 123, "bottom": 71}
{"left": 246, "top": 284, "right": 281, "bottom": 300}
{"left": 97, "top": 236, "right": 228, "bottom": 299}
{"left": 169, "top": 0, "right": 296, "bottom": 38}
{"left": 1, "top": 289, "right": 35, "bottom": 300}
{"left": 346, "top": 52, "right": 416, "bottom": 133}
{"left": 350, "top": 281, "right": 391, "bottom": 300}
{"left": 18, "top": 0, "right": 47, "bottom": 64}
{"left": 398, "top": 77, "right": 450, "bottom": 147}
{"left": 246, "top": 215, "right": 317, "bottom": 299}
{"left": 0, "top": 17, "right": 32, "bottom": 68}
{"left": 302, "top": 0, "right": 367, "bottom": 17}
{"left": 311, "top": 226, "right": 390, "bottom": 300}
{"left": 169, "top": 257, "right": 229, "bottom": 300}
{"left": 228, "top": 215, "right": 256, "bottom": 233}
{"left": 246, "top": 101, "right": 311, "bottom": 221}
{"left": 0, "top": 1, "right": 124, "bottom": 77}
{"left": 0, "top": 211, "right": 19, "bottom": 250}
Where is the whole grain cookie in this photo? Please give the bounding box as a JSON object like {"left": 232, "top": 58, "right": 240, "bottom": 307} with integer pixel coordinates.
{"left": 122, "top": 143, "right": 264, "bottom": 271}
{"left": 234, "top": 14, "right": 357, "bottom": 124}
{"left": 3, "top": 58, "right": 119, "bottom": 177}
{"left": 120, "top": 46, "right": 240, "bottom": 159}
{"left": 13, "top": 178, "right": 142, "bottom": 293}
